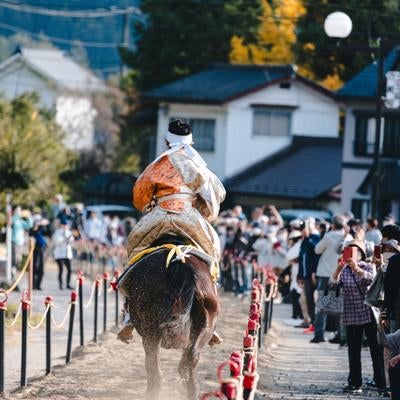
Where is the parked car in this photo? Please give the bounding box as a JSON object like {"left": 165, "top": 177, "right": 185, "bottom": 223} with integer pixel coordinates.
{"left": 84, "top": 205, "right": 139, "bottom": 221}
{"left": 279, "top": 208, "right": 332, "bottom": 223}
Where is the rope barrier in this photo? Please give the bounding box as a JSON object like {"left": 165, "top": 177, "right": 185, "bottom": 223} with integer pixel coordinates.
{"left": 264, "top": 282, "right": 276, "bottom": 303}
{"left": 201, "top": 278, "right": 270, "bottom": 400}
{"left": 5, "top": 245, "right": 34, "bottom": 295}
{"left": 0, "top": 255, "right": 123, "bottom": 395}
{"left": 5, "top": 302, "right": 22, "bottom": 329}
{"left": 51, "top": 303, "right": 74, "bottom": 329}
{"left": 83, "top": 280, "right": 98, "bottom": 309}
{"left": 27, "top": 304, "right": 51, "bottom": 330}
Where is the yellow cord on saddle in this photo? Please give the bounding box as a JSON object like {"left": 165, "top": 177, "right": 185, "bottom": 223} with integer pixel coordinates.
{"left": 127, "top": 244, "right": 176, "bottom": 266}
{"left": 166, "top": 245, "right": 194, "bottom": 267}
{"left": 127, "top": 243, "right": 218, "bottom": 282}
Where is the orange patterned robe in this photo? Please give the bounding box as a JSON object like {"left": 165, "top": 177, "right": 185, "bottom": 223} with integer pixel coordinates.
{"left": 127, "top": 149, "right": 225, "bottom": 266}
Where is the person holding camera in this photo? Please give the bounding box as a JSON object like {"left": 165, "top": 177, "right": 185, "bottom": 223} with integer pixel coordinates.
{"left": 312, "top": 215, "right": 349, "bottom": 343}
{"left": 331, "top": 241, "right": 386, "bottom": 395}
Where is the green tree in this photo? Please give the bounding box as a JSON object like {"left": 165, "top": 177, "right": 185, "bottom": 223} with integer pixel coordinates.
{"left": 0, "top": 93, "right": 72, "bottom": 206}
{"left": 121, "top": 0, "right": 263, "bottom": 90}
{"left": 296, "top": 1, "right": 400, "bottom": 83}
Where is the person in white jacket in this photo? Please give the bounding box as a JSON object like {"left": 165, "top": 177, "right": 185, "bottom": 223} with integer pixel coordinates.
{"left": 286, "top": 230, "right": 303, "bottom": 321}
{"left": 252, "top": 230, "right": 271, "bottom": 270}
{"left": 52, "top": 220, "right": 74, "bottom": 290}
{"left": 311, "top": 216, "right": 350, "bottom": 343}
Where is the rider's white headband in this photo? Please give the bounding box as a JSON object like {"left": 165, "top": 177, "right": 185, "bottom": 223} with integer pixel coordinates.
{"left": 165, "top": 130, "right": 193, "bottom": 145}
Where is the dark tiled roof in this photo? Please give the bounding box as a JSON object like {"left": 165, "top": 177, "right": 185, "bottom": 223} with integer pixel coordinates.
{"left": 143, "top": 64, "right": 297, "bottom": 104}
{"left": 358, "top": 161, "right": 400, "bottom": 197}
{"left": 225, "top": 136, "right": 343, "bottom": 200}
{"left": 336, "top": 48, "right": 400, "bottom": 99}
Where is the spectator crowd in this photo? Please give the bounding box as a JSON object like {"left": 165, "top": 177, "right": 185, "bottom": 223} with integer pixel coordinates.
{"left": 4, "top": 197, "right": 400, "bottom": 398}
{"left": 216, "top": 205, "right": 400, "bottom": 399}
{"left": 2, "top": 194, "right": 131, "bottom": 292}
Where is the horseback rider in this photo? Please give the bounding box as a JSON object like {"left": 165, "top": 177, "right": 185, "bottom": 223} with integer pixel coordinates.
{"left": 118, "top": 119, "right": 226, "bottom": 343}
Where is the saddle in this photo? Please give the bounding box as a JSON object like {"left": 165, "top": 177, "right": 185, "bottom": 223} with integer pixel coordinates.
{"left": 117, "top": 235, "right": 215, "bottom": 297}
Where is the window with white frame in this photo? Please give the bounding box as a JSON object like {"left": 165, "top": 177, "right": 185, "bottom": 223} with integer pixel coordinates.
{"left": 252, "top": 107, "right": 292, "bottom": 137}
{"left": 170, "top": 117, "right": 215, "bottom": 151}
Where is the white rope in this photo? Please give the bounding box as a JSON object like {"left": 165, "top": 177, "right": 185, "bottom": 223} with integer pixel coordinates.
{"left": 51, "top": 303, "right": 73, "bottom": 329}
{"left": 5, "top": 302, "right": 22, "bottom": 328}
{"left": 83, "top": 281, "right": 98, "bottom": 309}
{"left": 27, "top": 304, "right": 51, "bottom": 330}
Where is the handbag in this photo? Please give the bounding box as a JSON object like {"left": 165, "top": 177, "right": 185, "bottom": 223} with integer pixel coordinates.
{"left": 365, "top": 269, "right": 385, "bottom": 308}
{"left": 316, "top": 283, "right": 344, "bottom": 316}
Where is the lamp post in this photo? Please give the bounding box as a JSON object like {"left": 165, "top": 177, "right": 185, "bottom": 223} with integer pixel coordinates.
{"left": 324, "top": 12, "right": 383, "bottom": 219}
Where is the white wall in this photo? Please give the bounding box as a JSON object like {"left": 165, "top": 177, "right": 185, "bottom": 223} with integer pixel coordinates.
{"left": 224, "top": 80, "right": 339, "bottom": 177}
{"left": 0, "top": 61, "right": 57, "bottom": 108}
{"left": 56, "top": 96, "right": 96, "bottom": 151}
{"left": 341, "top": 167, "right": 369, "bottom": 212}
{"left": 342, "top": 101, "right": 375, "bottom": 164}
{"left": 0, "top": 60, "right": 97, "bottom": 151}
{"left": 155, "top": 79, "right": 340, "bottom": 180}
{"left": 156, "top": 103, "right": 227, "bottom": 177}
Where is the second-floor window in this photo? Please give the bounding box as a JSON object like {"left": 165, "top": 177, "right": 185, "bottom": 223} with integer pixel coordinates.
{"left": 252, "top": 107, "right": 292, "bottom": 137}
{"left": 354, "top": 114, "right": 400, "bottom": 157}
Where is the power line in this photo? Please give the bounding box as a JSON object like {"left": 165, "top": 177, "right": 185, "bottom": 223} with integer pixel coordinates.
{"left": 0, "top": 1, "right": 142, "bottom": 19}
{"left": 0, "top": 20, "right": 121, "bottom": 47}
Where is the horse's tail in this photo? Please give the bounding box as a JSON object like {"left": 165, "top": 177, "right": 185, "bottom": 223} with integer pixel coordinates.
{"left": 160, "top": 259, "right": 195, "bottom": 348}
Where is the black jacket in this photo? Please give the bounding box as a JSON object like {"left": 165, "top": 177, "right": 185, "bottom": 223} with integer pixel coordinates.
{"left": 384, "top": 253, "right": 400, "bottom": 318}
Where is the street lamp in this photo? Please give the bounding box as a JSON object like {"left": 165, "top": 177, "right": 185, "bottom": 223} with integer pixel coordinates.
{"left": 324, "top": 12, "right": 383, "bottom": 219}
{"left": 324, "top": 12, "right": 353, "bottom": 39}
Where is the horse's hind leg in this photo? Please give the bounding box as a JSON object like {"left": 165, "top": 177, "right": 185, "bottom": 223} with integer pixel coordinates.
{"left": 179, "top": 347, "right": 201, "bottom": 400}
{"left": 143, "top": 336, "right": 162, "bottom": 400}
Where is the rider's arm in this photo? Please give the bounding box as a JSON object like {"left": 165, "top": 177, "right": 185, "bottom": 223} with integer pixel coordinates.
{"left": 133, "top": 169, "right": 156, "bottom": 212}
{"left": 196, "top": 170, "right": 226, "bottom": 222}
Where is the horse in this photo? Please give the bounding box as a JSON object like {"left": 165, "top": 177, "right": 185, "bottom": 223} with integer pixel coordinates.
{"left": 123, "top": 236, "right": 220, "bottom": 400}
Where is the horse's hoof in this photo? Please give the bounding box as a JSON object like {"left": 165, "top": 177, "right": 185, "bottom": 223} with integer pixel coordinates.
{"left": 117, "top": 324, "right": 134, "bottom": 343}
{"left": 208, "top": 331, "right": 223, "bottom": 346}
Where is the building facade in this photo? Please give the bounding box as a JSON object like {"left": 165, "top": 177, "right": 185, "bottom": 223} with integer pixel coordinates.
{"left": 144, "top": 64, "right": 342, "bottom": 211}
{"left": 0, "top": 47, "right": 106, "bottom": 151}
{"left": 338, "top": 48, "right": 400, "bottom": 220}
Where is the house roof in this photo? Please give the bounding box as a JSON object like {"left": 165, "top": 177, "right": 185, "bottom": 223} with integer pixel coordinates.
{"left": 143, "top": 64, "right": 332, "bottom": 104}
{"left": 358, "top": 161, "right": 400, "bottom": 197}
{"left": 225, "top": 136, "right": 343, "bottom": 200}
{"left": 0, "top": 47, "right": 106, "bottom": 92}
{"left": 336, "top": 47, "right": 400, "bottom": 100}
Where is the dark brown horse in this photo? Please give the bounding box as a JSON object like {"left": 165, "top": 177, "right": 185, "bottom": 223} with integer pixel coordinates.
{"left": 123, "top": 237, "right": 219, "bottom": 400}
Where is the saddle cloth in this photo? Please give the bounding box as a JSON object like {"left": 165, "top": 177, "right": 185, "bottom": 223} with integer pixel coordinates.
{"left": 117, "top": 244, "right": 216, "bottom": 297}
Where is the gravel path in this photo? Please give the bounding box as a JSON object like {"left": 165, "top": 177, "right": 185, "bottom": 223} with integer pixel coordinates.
{"left": 3, "top": 292, "right": 250, "bottom": 400}
{"left": 4, "top": 264, "right": 119, "bottom": 392}
{"left": 2, "top": 293, "right": 386, "bottom": 400}
{"left": 257, "top": 304, "right": 384, "bottom": 400}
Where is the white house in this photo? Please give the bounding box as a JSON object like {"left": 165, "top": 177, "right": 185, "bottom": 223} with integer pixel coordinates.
{"left": 144, "top": 64, "right": 342, "bottom": 211}
{"left": 337, "top": 47, "right": 400, "bottom": 220}
{"left": 0, "top": 47, "right": 106, "bottom": 151}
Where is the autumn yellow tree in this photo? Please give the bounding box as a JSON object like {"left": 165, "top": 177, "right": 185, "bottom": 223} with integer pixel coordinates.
{"left": 230, "top": 0, "right": 343, "bottom": 89}
{"left": 230, "top": 0, "right": 305, "bottom": 65}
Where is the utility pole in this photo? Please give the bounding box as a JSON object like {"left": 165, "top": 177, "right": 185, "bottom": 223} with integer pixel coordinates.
{"left": 120, "top": 7, "right": 133, "bottom": 78}
{"left": 5, "top": 193, "right": 12, "bottom": 284}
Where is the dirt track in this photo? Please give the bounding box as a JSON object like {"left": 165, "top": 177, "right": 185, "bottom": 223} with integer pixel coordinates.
{"left": 5, "top": 293, "right": 251, "bottom": 400}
